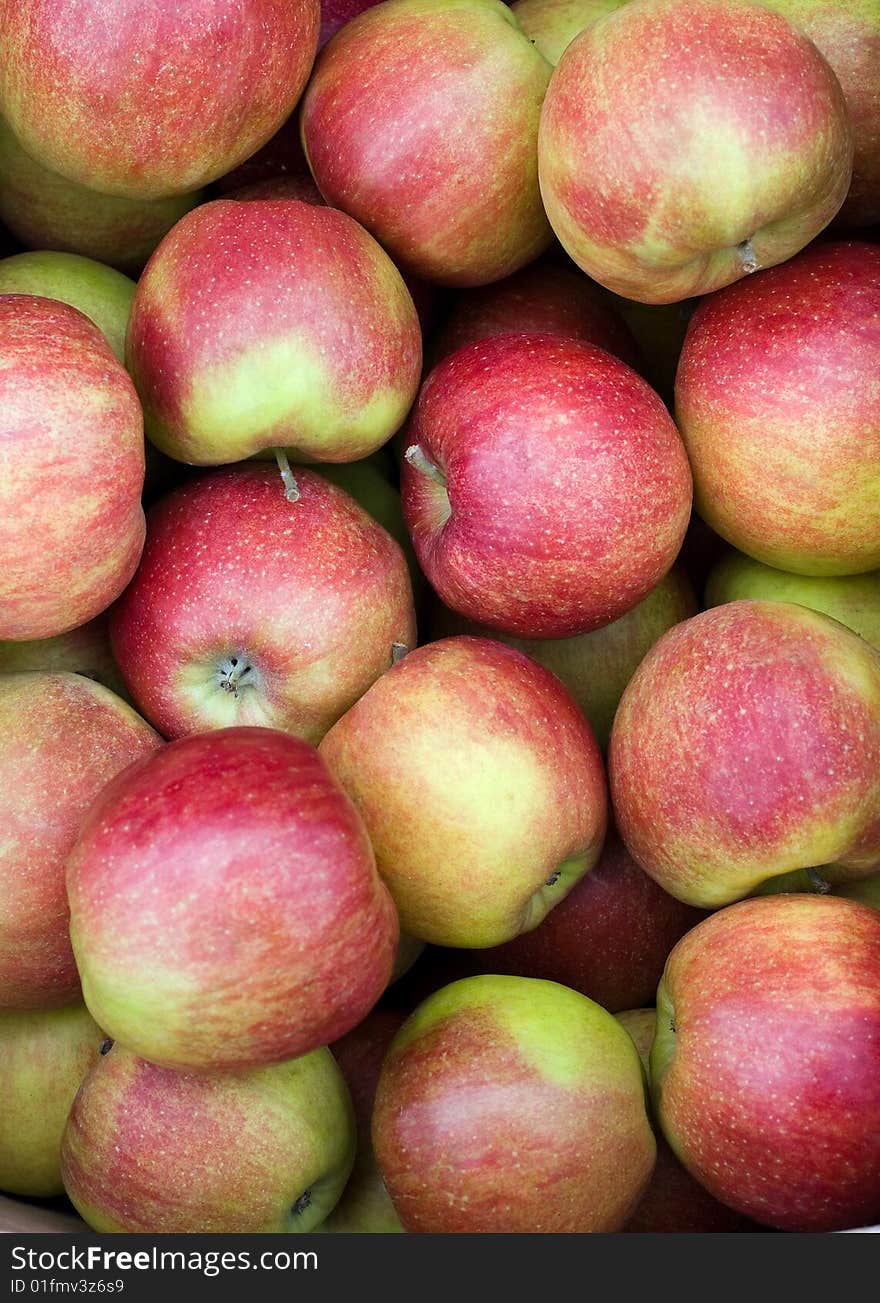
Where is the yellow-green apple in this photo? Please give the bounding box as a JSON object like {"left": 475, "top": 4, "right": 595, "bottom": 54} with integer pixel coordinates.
{"left": 676, "top": 242, "right": 880, "bottom": 574}
{"left": 0, "top": 0, "right": 319, "bottom": 201}
{"left": 757, "top": 0, "right": 880, "bottom": 228}
{"left": 0, "top": 252, "right": 135, "bottom": 363}
{"left": 109, "top": 465, "right": 416, "bottom": 743}
{"left": 706, "top": 550, "right": 880, "bottom": 650}
{"left": 0, "top": 672, "right": 161, "bottom": 1009}
{"left": 616, "top": 1009, "right": 760, "bottom": 1232}
{"left": 610, "top": 600, "right": 880, "bottom": 908}
{"left": 126, "top": 198, "right": 422, "bottom": 465}
{"left": 412, "top": 829, "right": 705, "bottom": 1012}
{"left": 0, "top": 117, "right": 202, "bottom": 275}
{"left": 0, "top": 1005, "right": 104, "bottom": 1197}
{"left": 401, "top": 333, "right": 692, "bottom": 638}
{"left": 430, "top": 257, "right": 641, "bottom": 368}
{"left": 373, "top": 974, "right": 656, "bottom": 1231}
{"left": 61, "top": 1042, "right": 355, "bottom": 1233}
{"left": 651, "top": 895, "right": 880, "bottom": 1232}
{"left": 300, "top": 0, "right": 554, "bottom": 286}
{"left": 0, "top": 295, "right": 145, "bottom": 641}
{"left": 538, "top": 0, "right": 853, "bottom": 303}
{"left": 0, "top": 615, "right": 128, "bottom": 701}
{"left": 511, "top": 0, "right": 623, "bottom": 63}
{"left": 428, "top": 567, "right": 697, "bottom": 749}
{"left": 316, "top": 1009, "right": 407, "bottom": 1233}
{"left": 66, "top": 727, "right": 399, "bottom": 1071}
{"left": 320, "top": 636, "right": 608, "bottom": 947}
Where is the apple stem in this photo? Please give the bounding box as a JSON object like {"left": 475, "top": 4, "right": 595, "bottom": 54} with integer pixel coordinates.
{"left": 275, "top": 448, "right": 300, "bottom": 502}
{"left": 405, "top": 443, "right": 446, "bottom": 486}
{"left": 391, "top": 642, "right": 409, "bottom": 664}
{"left": 736, "top": 239, "right": 759, "bottom": 275}
{"left": 806, "top": 867, "right": 832, "bottom": 894}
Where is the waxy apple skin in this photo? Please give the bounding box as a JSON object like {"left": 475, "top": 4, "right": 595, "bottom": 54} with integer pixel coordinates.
{"left": 109, "top": 465, "right": 416, "bottom": 744}
{"left": 67, "top": 727, "right": 399, "bottom": 1072}
{"left": 511, "top": 0, "right": 623, "bottom": 65}
{"left": 373, "top": 975, "right": 656, "bottom": 1232}
{"left": 651, "top": 895, "right": 880, "bottom": 1232}
{"left": 127, "top": 198, "right": 422, "bottom": 465}
{"left": 0, "top": 1005, "right": 104, "bottom": 1198}
{"left": 610, "top": 600, "right": 880, "bottom": 908}
{"left": 676, "top": 242, "right": 880, "bottom": 575}
{"left": 320, "top": 637, "right": 607, "bottom": 948}
{"left": 0, "top": 673, "right": 161, "bottom": 1009}
{"left": 538, "top": 0, "right": 853, "bottom": 303}
{"left": 0, "top": 295, "right": 145, "bottom": 641}
{"left": 0, "top": 0, "right": 320, "bottom": 200}
{"left": 0, "top": 252, "right": 136, "bottom": 364}
{"left": 300, "top": 0, "right": 554, "bottom": 287}
{"left": 401, "top": 334, "right": 692, "bottom": 639}
{"left": 61, "top": 1043, "right": 355, "bottom": 1233}
{"left": 0, "top": 615, "right": 129, "bottom": 702}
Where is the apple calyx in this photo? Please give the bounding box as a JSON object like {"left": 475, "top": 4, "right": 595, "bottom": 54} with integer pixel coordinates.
{"left": 99, "top": 1039, "right": 113, "bottom": 1056}
{"left": 736, "top": 239, "right": 759, "bottom": 274}
{"left": 217, "top": 655, "right": 259, "bottom": 699}
{"left": 404, "top": 443, "right": 446, "bottom": 487}
{"left": 274, "top": 448, "right": 300, "bottom": 503}
{"left": 291, "top": 1190, "right": 312, "bottom": 1217}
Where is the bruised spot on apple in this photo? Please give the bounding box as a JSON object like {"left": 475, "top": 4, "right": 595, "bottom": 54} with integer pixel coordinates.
{"left": 320, "top": 636, "right": 608, "bottom": 948}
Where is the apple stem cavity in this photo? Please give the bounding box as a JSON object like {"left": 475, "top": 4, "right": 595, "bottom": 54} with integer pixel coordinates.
{"left": 806, "top": 867, "right": 832, "bottom": 894}
{"left": 405, "top": 443, "right": 446, "bottom": 487}
{"left": 275, "top": 448, "right": 300, "bottom": 503}
{"left": 736, "top": 239, "right": 759, "bottom": 274}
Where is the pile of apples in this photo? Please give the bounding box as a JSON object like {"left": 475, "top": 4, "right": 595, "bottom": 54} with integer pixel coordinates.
{"left": 1, "top": 0, "right": 879, "bottom": 1237}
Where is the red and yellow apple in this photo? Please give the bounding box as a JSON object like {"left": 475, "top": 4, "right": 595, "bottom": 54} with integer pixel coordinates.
{"left": 0, "top": 251, "right": 135, "bottom": 364}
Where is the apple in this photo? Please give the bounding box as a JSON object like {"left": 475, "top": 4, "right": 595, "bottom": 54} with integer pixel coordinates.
{"left": 126, "top": 198, "right": 422, "bottom": 466}
{"left": 0, "top": 615, "right": 129, "bottom": 702}
{"left": 610, "top": 296, "right": 695, "bottom": 408}
{"left": 0, "top": 251, "right": 135, "bottom": 363}
{"left": 212, "top": 112, "right": 309, "bottom": 196}
{"left": 0, "top": 0, "right": 320, "bottom": 201}
{"left": 511, "top": 0, "right": 624, "bottom": 64}
{"left": 0, "top": 116, "right": 203, "bottom": 276}
{"left": 300, "top": 0, "right": 554, "bottom": 286}
{"left": 66, "top": 726, "right": 399, "bottom": 1071}
{"left": 0, "top": 295, "right": 145, "bottom": 641}
{"left": 430, "top": 257, "right": 641, "bottom": 369}
{"left": 538, "top": 0, "right": 853, "bottom": 302}
{"left": 652, "top": 894, "right": 880, "bottom": 1232}
{"left": 61, "top": 1042, "right": 355, "bottom": 1233}
{"left": 836, "top": 875, "right": 880, "bottom": 910}
{"left": 705, "top": 549, "right": 880, "bottom": 651}
{"left": 319, "top": 636, "right": 608, "bottom": 948}
{"left": 676, "top": 242, "right": 880, "bottom": 575}
{"left": 228, "top": 173, "right": 325, "bottom": 204}
{"left": 615, "top": 1009, "right": 761, "bottom": 1233}
{"left": 0, "top": 1005, "right": 104, "bottom": 1198}
{"left": 401, "top": 333, "right": 692, "bottom": 638}
{"left": 373, "top": 974, "right": 656, "bottom": 1231}
{"left": 109, "top": 465, "right": 416, "bottom": 744}
{"left": 758, "top": 0, "right": 880, "bottom": 228}
{"left": 0, "top": 672, "right": 161, "bottom": 1009}
{"left": 319, "top": 0, "right": 385, "bottom": 47}
{"left": 415, "top": 828, "right": 705, "bottom": 1012}
{"left": 428, "top": 567, "right": 697, "bottom": 749}
{"left": 610, "top": 600, "right": 880, "bottom": 910}
{"left": 311, "top": 461, "right": 423, "bottom": 598}
{"left": 316, "top": 1009, "right": 407, "bottom": 1233}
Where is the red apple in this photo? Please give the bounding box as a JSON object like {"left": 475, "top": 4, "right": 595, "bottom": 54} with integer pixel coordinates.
{"left": 427, "top": 567, "right": 697, "bottom": 749}
{"left": 401, "top": 333, "right": 692, "bottom": 638}
{"left": 320, "top": 636, "right": 608, "bottom": 948}
{"left": 616, "top": 1009, "right": 762, "bottom": 1233}
{"left": 0, "top": 116, "right": 203, "bottom": 276}
{"left": 610, "top": 600, "right": 880, "bottom": 909}
{"left": 109, "top": 465, "right": 416, "bottom": 744}
{"left": 61, "top": 1042, "right": 355, "bottom": 1232}
{"left": 0, "top": 672, "right": 161, "bottom": 1009}
{"left": 66, "top": 727, "right": 399, "bottom": 1071}
{"left": 319, "top": 0, "right": 385, "bottom": 47}
{"left": 212, "top": 114, "right": 309, "bottom": 196}
{"left": 126, "top": 198, "right": 422, "bottom": 465}
{"left": 652, "top": 895, "right": 880, "bottom": 1232}
{"left": 0, "top": 0, "right": 319, "bottom": 200}
{"left": 372, "top": 975, "right": 656, "bottom": 1232}
{"left": 676, "top": 242, "right": 880, "bottom": 575}
{"left": 538, "top": 0, "right": 853, "bottom": 302}
{"left": 430, "top": 257, "right": 641, "bottom": 368}
{"left": 300, "top": 0, "right": 554, "bottom": 286}
{"left": 0, "top": 296, "right": 145, "bottom": 641}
